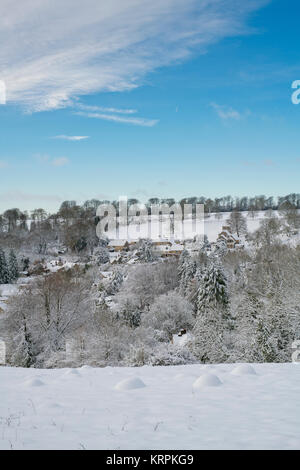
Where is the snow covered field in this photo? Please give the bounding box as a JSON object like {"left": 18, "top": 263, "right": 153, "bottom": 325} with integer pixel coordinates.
{"left": 106, "top": 211, "right": 281, "bottom": 242}
{"left": 0, "top": 363, "right": 299, "bottom": 450}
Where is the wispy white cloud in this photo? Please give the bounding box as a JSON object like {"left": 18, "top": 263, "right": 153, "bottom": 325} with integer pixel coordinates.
{"left": 77, "top": 104, "right": 137, "bottom": 115}
{"left": 0, "top": 80, "right": 6, "bottom": 104}
{"left": 0, "top": 0, "right": 269, "bottom": 112}
{"left": 211, "top": 102, "right": 242, "bottom": 120}
{"left": 75, "top": 111, "right": 158, "bottom": 127}
{"left": 53, "top": 135, "right": 90, "bottom": 141}
{"left": 74, "top": 103, "right": 156, "bottom": 126}
{"left": 35, "top": 154, "right": 70, "bottom": 167}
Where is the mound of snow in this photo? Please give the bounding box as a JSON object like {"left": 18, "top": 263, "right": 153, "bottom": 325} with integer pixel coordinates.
{"left": 26, "top": 378, "right": 45, "bottom": 387}
{"left": 65, "top": 369, "right": 80, "bottom": 376}
{"left": 193, "top": 373, "right": 222, "bottom": 389}
{"left": 231, "top": 364, "right": 257, "bottom": 376}
{"left": 115, "top": 376, "right": 146, "bottom": 391}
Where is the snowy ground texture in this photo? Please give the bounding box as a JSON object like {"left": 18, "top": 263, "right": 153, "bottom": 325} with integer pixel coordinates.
{"left": 0, "top": 363, "right": 300, "bottom": 450}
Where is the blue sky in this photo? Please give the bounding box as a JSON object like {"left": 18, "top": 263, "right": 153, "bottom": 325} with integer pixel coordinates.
{"left": 0, "top": 0, "right": 299, "bottom": 212}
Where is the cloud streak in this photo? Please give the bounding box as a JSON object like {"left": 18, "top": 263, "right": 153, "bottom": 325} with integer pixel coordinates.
{"left": 74, "top": 111, "right": 158, "bottom": 127}
{"left": 211, "top": 103, "right": 242, "bottom": 120}
{"left": 77, "top": 104, "right": 137, "bottom": 115}
{"left": 74, "top": 102, "right": 156, "bottom": 126}
{"left": 53, "top": 135, "right": 89, "bottom": 141}
{"left": 0, "top": 0, "right": 269, "bottom": 112}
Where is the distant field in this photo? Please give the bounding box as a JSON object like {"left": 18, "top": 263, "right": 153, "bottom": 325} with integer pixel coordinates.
{"left": 105, "top": 211, "right": 280, "bottom": 242}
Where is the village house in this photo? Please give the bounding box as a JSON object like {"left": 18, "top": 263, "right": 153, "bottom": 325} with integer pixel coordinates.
{"left": 152, "top": 239, "right": 172, "bottom": 248}
{"left": 107, "top": 239, "right": 130, "bottom": 252}
{"left": 107, "top": 237, "right": 184, "bottom": 258}
{"left": 217, "top": 226, "right": 240, "bottom": 249}
{"left": 158, "top": 241, "right": 184, "bottom": 257}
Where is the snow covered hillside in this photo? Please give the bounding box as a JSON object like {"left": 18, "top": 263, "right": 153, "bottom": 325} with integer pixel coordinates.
{"left": 0, "top": 363, "right": 299, "bottom": 450}
{"left": 106, "top": 211, "right": 284, "bottom": 242}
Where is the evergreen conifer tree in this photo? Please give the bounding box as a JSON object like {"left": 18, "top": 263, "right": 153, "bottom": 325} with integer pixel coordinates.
{"left": 253, "top": 319, "right": 277, "bottom": 363}
{"left": 9, "top": 249, "right": 19, "bottom": 282}
{"left": 197, "top": 260, "right": 228, "bottom": 313}
{"left": 0, "top": 248, "right": 10, "bottom": 284}
{"left": 191, "top": 307, "right": 231, "bottom": 363}
{"left": 178, "top": 250, "right": 197, "bottom": 296}
{"left": 138, "top": 239, "right": 155, "bottom": 263}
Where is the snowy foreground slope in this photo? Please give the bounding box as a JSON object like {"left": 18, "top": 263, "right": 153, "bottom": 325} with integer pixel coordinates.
{"left": 0, "top": 363, "right": 299, "bottom": 450}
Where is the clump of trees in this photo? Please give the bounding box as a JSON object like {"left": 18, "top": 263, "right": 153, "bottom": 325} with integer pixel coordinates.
{"left": 2, "top": 205, "right": 300, "bottom": 368}
{"left": 5, "top": 267, "right": 92, "bottom": 367}
{"left": 226, "top": 211, "right": 247, "bottom": 237}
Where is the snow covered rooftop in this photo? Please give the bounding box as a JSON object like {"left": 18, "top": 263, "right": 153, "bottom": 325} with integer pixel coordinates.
{"left": 155, "top": 242, "right": 184, "bottom": 253}
{"left": 108, "top": 240, "right": 128, "bottom": 247}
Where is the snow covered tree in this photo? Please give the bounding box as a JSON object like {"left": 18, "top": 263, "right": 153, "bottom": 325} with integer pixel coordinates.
{"left": 198, "top": 234, "right": 211, "bottom": 253}
{"left": 178, "top": 249, "right": 189, "bottom": 277}
{"left": 191, "top": 259, "right": 232, "bottom": 362}
{"left": 178, "top": 250, "right": 196, "bottom": 297}
{"left": 148, "top": 343, "right": 196, "bottom": 366}
{"left": 83, "top": 304, "right": 131, "bottom": 366}
{"left": 231, "top": 271, "right": 297, "bottom": 363}
{"left": 253, "top": 217, "right": 281, "bottom": 247}
{"left": 178, "top": 249, "right": 187, "bottom": 281}
{"left": 226, "top": 211, "right": 247, "bottom": 237}
{"left": 230, "top": 291, "right": 264, "bottom": 362}
{"left": 98, "top": 237, "right": 109, "bottom": 247}
{"left": 137, "top": 239, "right": 156, "bottom": 263}
{"left": 191, "top": 307, "right": 231, "bottom": 363}
{"left": 213, "top": 239, "right": 228, "bottom": 257}
{"left": 279, "top": 201, "right": 300, "bottom": 230}
{"left": 252, "top": 319, "right": 277, "bottom": 363}
{"left": 253, "top": 293, "right": 294, "bottom": 363}
{"left": 106, "top": 270, "right": 124, "bottom": 295}
{"left": 0, "top": 248, "right": 10, "bottom": 284}
{"left": 21, "top": 257, "right": 30, "bottom": 272}
{"left": 123, "top": 344, "right": 150, "bottom": 367}
{"left": 141, "top": 291, "right": 195, "bottom": 341}
{"left": 196, "top": 260, "right": 229, "bottom": 313}
{"left": 12, "top": 317, "right": 35, "bottom": 368}
{"left": 119, "top": 300, "right": 141, "bottom": 328}
{"left": 119, "top": 262, "right": 178, "bottom": 310}
{"left": 8, "top": 249, "right": 19, "bottom": 282}
{"left": 5, "top": 289, "right": 36, "bottom": 367}
{"left": 97, "top": 246, "right": 110, "bottom": 265}
{"left": 267, "top": 294, "right": 293, "bottom": 360}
